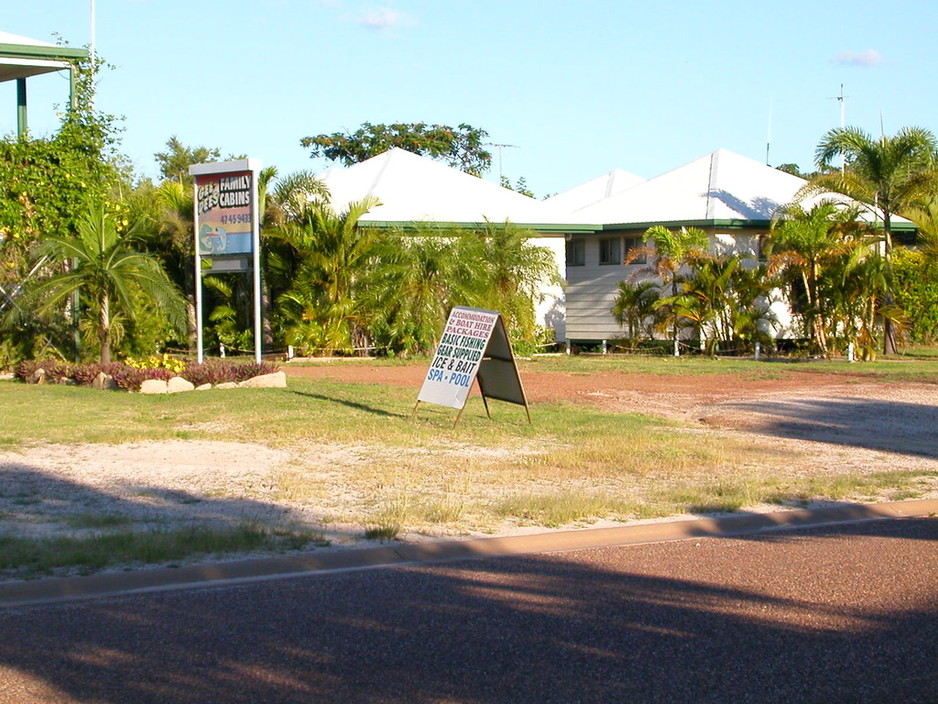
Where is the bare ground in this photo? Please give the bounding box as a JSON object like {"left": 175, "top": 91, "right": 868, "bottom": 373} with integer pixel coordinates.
{"left": 1, "top": 361, "right": 937, "bottom": 572}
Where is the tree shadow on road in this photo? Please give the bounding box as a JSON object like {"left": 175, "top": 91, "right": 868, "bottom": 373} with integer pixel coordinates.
{"left": 0, "top": 518, "right": 934, "bottom": 704}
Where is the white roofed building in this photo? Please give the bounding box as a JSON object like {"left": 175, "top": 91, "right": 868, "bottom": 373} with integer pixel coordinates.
{"left": 302, "top": 147, "right": 913, "bottom": 350}
{"left": 315, "top": 148, "right": 595, "bottom": 340}
{"left": 560, "top": 149, "right": 914, "bottom": 346}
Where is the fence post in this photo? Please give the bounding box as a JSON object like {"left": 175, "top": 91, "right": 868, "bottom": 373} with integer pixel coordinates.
{"left": 755, "top": 341, "right": 761, "bottom": 360}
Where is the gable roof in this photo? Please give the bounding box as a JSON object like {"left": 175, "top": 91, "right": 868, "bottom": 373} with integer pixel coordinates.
{"left": 575, "top": 149, "right": 810, "bottom": 227}
{"left": 545, "top": 169, "right": 645, "bottom": 211}
{"left": 316, "top": 148, "right": 585, "bottom": 232}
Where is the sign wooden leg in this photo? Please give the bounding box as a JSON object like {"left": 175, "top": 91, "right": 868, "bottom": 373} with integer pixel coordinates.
{"left": 411, "top": 400, "right": 421, "bottom": 419}
{"left": 480, "top": 393, "right": 492, "bottom": 420}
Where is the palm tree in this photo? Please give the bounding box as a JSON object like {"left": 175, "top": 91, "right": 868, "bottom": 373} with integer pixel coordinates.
{"left": 811, "top": 126, "right": 938, "bottom": 254}
{"left": 905, "top": 196, "right": 938, "bottom": 265}
{"left": 768, "top": 200, "right": 863, "bottom": 355}
{"left": 455, "top": 220, "right": 559, "bottom": 344}
{"left": 275, "top": 197, "right": 380, "bottom": 355}
{"left": 637, "top": 225, "right": 710, "bottom": 352}
{"left": 30, "top": 206, "right": 187, "bottom": 363}
{"left": 610, "top": 280, "right": 660, "bottom": 343}
{"left": 366, "top": 228, "right": 461, "bottom": 355}
{"left": 809, "top": 126, "right": 938, "bottom": 353}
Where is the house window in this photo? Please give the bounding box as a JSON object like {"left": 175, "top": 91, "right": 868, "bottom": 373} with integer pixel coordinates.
{"left": 623, "top": 235, "right": 646, "bottom": 264}
{"left": 565, "top": 238, "right": 585, "bottom": 266}
{"left": 599, "top": 237, "right": 621, "bottom": 265}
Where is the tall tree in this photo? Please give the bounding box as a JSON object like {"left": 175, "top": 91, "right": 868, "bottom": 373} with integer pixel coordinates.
{"left": 808, "top": 126, "right": 938, "bottom": 353}
{"left": 154, "top": 136, "right": 221, "bottom": 187}
{"left": 301, "top": 122, "right": 492, "bottom": 176}
{"left": 28, "top": 207, "right": 187, "bottom": 363}
{"left": 811, "top": 126, "right": 938, "bottom": 253}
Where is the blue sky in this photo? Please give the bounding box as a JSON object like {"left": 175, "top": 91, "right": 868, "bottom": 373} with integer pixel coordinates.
{"left": 3, "top": 1, "right": 937, "bottom": 197}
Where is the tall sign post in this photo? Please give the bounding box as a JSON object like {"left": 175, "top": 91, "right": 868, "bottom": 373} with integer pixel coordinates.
{"left": 414, "top": 306, "right": 530, "bottom": 427}
{"left": 189, "top": 159, "right": 263, "bottom": 363}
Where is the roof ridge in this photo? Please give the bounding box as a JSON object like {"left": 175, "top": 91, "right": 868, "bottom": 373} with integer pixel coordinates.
{"left": 705, "top": 150, "right": 719, "bottom": 220}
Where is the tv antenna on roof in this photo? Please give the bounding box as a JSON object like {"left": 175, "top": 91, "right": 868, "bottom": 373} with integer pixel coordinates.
{"left": 486, "top": 143, "right": 519, "bottom": 183}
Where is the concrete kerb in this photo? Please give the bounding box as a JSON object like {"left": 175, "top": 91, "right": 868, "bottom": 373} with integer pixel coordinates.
{"left": 1, "top": 498, "right": 936, "bottom": 608}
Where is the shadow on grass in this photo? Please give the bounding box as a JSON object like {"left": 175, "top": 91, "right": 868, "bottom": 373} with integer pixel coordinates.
{"left": 0, "top": 462, "right": 354, "bottom": 580}
{"left": 715, "top": 396, "right": 938, "bottom": 459}
{"left": 0, "top": 517, "right": 933, "bottom": 703}
{"left": 289, "top": 390, "right": 403, "bottom": 418}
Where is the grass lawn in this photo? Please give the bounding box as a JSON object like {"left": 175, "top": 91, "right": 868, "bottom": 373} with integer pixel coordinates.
{"left": 0, "top": 355, "right": 936, "bottom": 578}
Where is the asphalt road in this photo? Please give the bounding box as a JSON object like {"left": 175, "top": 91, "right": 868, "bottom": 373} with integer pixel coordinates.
{"left": 0, "top": 517, "right": 935, "bottom": 704}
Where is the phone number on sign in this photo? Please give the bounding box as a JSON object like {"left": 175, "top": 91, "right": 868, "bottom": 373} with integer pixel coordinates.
{"left": 220, "top": 213, "right": 252, "bottom": 225}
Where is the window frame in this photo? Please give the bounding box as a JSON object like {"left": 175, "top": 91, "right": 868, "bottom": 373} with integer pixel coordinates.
{"left": 565, "top": 237, "right": 586, "bottom": 267}
{"left": 598, "top": 236, "right": 621, "bottom": 265}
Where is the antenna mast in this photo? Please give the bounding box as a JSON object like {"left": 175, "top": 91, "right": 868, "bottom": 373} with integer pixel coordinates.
{"left": 765, "top": 100, "right": 773, "bottom": 166}
{"left": 487, "top": 143, "right": 519, "bottom": 182}
{"left": 830, "top": 83, "right": 848, "bottom": 173}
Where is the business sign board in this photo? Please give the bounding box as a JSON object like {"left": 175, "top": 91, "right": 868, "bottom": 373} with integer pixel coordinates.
{"left": 189, "top": 159, "right": 262, "bottom": 362}
{"left": 415, "top": 306, "right": 530, "bottom": 425}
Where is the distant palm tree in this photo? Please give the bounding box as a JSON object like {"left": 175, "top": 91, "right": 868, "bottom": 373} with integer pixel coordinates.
{"left": 31, "top": 206, "right": 187, "bottom": 363}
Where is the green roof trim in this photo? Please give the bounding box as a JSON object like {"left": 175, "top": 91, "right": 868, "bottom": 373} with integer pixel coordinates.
{"left": 595, "top": 218, "right": 918, "bottom": 234}
{"left": 0, "top": 43, "right": 88, "bottom": 61}
{"left": 359, "top": 220, "right": 602, "bottom": 234}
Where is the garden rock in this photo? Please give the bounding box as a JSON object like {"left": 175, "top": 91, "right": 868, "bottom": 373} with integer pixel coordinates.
{"left": 167, "top": 376, "right": 195, "bottom": 393}
{"left": 140, "top": 379, "right": 169, "bottom": 394}
{"left": 215, "top": 382, "right": 239, "bottom": 390}
{"left": 93, "top": 372, "right": 118, "bottom": 391}
{"left": 195, "top": 383, "right": 212, "bottom": 391}
{"left": 239, "top": 371, "right": 287, "bottom": 388}
{"left": 31, "top": 369, "right": 46, "bottom": 385}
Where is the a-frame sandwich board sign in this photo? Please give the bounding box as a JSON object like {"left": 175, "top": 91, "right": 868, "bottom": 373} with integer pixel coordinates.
{"left": 413, "top": 306, "right": 530, "bottom": 427}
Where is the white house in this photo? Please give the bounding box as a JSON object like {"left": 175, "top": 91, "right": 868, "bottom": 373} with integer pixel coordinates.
{"left": 308, "top": 147, "right": 916, "bottom": 348}
{"left": 315, "top": 148, "right": 593, "bottom": 339}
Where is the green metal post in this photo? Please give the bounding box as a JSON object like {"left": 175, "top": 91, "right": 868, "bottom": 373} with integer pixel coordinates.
{"left": 16, "top": 78, "right": 27, "bottom": 137}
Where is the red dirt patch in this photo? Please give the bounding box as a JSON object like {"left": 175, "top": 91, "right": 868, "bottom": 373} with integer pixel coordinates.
{"left": 282, "top": 361, "right": 884, "bottom": 406}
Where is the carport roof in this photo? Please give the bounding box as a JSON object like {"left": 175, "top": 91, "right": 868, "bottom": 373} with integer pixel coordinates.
{"left": 0, "top": 31, "right": 87, "bottom": 83}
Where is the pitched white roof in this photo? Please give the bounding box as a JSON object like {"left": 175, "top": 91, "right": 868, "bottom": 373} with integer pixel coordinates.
{"left": 575, "top": 149, "right": 811, "bottom": 225}
{"left": 0, "top": 32, "right": 59, "bottom": 47}
{"left": 317, "top": 148, "right": 574, "bottom": 227}
{"left": 545, "top": 169, "right": 644, "bottom": 211}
